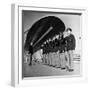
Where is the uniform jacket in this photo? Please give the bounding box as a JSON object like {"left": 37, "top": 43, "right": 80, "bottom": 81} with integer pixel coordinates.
{"left": 65, "top": 34, "right": 76, "bottom": 51}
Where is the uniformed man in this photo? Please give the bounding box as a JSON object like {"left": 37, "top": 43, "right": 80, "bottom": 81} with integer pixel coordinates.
{"left": 59, "top": 34, "right": 66, "bottom": 69}
{"left": 43, "top": 43, "right": 47, "bottom": 64}
{"left": 48, "top": 40, "right": 53, "bottom": 66}
{"left": 46, "top": 41, "right": 49, "bottom": 65}
{"left": 41, "top": 44, "right": 45, "bottom": 64}
{"left": 58, "top": 33, "right": 63, "bottom": 68}
{"left": 65, "top": 28, "right": 76, "bottom": 71}
{"left": 51, "top": 39, "right": 56, "bottom": 67}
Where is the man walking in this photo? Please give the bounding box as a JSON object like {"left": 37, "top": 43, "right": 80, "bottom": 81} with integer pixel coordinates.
{"left": 28, "top": 44, "right": 33, "bottom": 66}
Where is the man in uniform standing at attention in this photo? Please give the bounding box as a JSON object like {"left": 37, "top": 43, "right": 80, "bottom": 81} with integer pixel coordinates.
{"left": 65, "top": 28, "right": 76, "bottom": 71}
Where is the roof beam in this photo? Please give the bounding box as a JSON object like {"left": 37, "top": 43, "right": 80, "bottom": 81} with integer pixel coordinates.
{"left": 33, "top": 26, "right": 53, "bottom": 47}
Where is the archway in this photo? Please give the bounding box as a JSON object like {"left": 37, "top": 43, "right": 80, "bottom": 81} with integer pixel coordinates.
{"left": 24, "top": 16, "right": 65, "bottom": 53}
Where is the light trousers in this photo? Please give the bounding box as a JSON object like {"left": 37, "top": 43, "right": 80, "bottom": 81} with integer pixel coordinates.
{"left": 65, "top": 50, "right": 73, "bottom": 69}
{"left": 59, "top": 53, "right": 66, "bottom": 68}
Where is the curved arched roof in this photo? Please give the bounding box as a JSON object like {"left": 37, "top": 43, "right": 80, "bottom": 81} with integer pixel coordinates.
{"left": 24, "top": 16, "right": 65, "bottom": 53}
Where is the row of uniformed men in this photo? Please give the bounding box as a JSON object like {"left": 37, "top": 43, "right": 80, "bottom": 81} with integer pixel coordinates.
{"left": 41, "top": 28, "right": 75, "bottom": 71}
{"left": 42, "top": 48, "right": 73, "bottom": 70}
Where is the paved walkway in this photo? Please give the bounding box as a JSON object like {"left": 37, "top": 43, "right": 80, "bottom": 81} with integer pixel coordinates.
{"left": 23, "top": 61, "right": 80, "bottom": 77}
